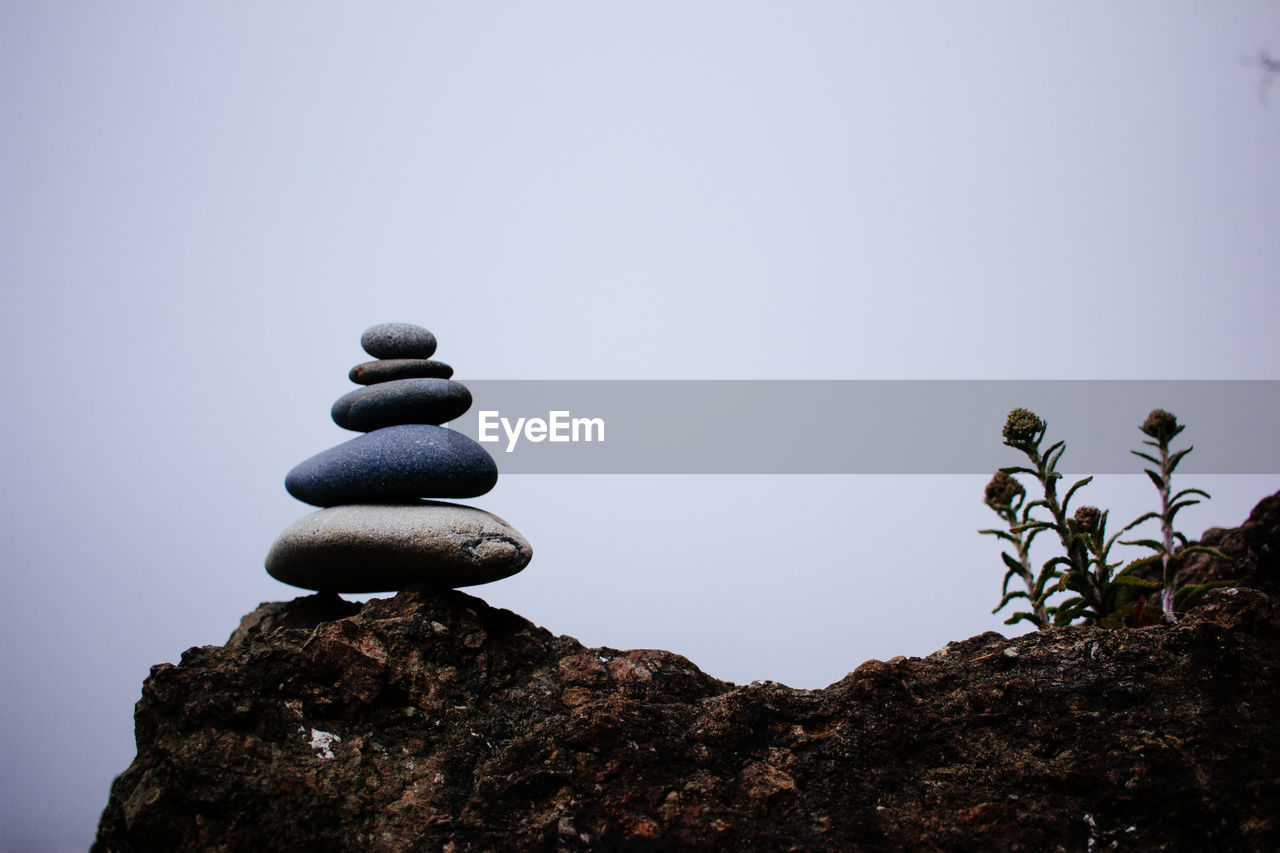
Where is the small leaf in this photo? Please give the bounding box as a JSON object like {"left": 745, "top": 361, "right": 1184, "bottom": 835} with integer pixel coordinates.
{"left": 1130, "top": 450, "right": 1160, "bottom": 466}
{"left": 1167, "top": 447, "right": 1193, "bottom": 472}
{"left": 1143, "top": 469, "right": 1166, "bottom": 491}
{"left": 1000, "top": 465, "right": 1039, "bottom": 478}
{"left": 1179, "top": 545, "right": 1230, "bottom": 561}
{"left": 1171, "top": 487, "right": 1211, "bottom": 502}
{"left": 1062, "top": 476, "right": 1093, "bottom": 510}
{"left": 1121, "top": 511, "right": 1160, "bottom": 531}
{"left": 1054, "top": 599, "right": 1085, "bottom": 625}
{"left": 1032, "top": 566, "right": 1063, "bottom": 596}
{"left": 1166, "top": 499, "right": 1202, "bottom": 522}
{"left": 996, "top": 589, "right": 1030, "bottom": 610}
{"left": 1121, "top": 538, "right": 1167, "bottom": 552}
{"left": 1110, "top": 575, "right": 1161, "bottom": 589}
{"left": 1045, "top": 443, "right": 1066, "bottom": 471}
{"left": 1012, "top": 521, "right": 1054, "bottom": 535}
{"left": 1118, "top": 555, "right": 1162, "bottom": 575}
{"left": 1001, "top": 551, "right": 1029, "bottom": 576}
{"left": 1004, "top": 611, "right": 1040, "bottom": 627}
{"left": 979, "top": 528, "right": 1021, "bottom": 545}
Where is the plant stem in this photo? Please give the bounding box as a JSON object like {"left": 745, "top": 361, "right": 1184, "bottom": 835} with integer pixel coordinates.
{"left": 1157, "top": 440, "right": 1176, "bottom": 620}
{"left": 1003, "top": 506, "right": 1044, "bottom": 625}
{"left": 1022, "top": 544, "right": 1047, "bottom": 626}
{"left": 1033, "top": 449, "right": 1090, "bottom": 584}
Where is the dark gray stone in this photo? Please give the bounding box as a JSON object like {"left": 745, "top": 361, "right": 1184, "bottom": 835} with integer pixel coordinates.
{"left": 265, "top": 502, "right": 533, "bottom": 592}
{"left": 361, "top": 323, "right": 437, "bottom": 359}
{"left": 285, "top": 424, "right": 497, "bottom": 507}
{"left": 349, "top": 359, "right": 454, "bottom": 385}
{"left": 331, "top": 378, "right": 472, "bottom": 431}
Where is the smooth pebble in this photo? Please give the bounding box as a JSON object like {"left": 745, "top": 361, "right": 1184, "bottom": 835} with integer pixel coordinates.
{"left": 361, "top": 323, "right": 437, "bottom": 359}
{"left": 285, "top": 424, "right": 497, "bottom": 507}
{"left": 349, "top": 359, "right": 454, "bottom": 384}
{"left": 331, "top": 378, "right": 472, "bottom": 431}
{"left": 265, "top": 501, "right": 532, "bottom": 591}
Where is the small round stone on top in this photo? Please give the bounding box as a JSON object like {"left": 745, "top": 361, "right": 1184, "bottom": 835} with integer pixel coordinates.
{"left": 361, "top": 323, "right": 438, "bottom": 360}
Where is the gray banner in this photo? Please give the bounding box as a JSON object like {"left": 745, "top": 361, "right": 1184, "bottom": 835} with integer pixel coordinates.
{"left": 447, "top": 380, "right": 1280, "bottom": 474}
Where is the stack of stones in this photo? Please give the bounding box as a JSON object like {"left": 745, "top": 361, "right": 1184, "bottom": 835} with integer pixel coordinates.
{"left": 265, "top": 323, "right": 532, "bottom": 592}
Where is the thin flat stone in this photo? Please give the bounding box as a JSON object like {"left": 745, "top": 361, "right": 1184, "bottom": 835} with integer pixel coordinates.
{"left": 361, "top": 323, "right": 437, "bottom": 359}
{"left": 349, "top": 359, "right": 454, "bottom": 385}
{"left": 331, "top": 378, "right": 472, "bottom": 432}
{"left": 265, "top": 501, "right": 532, "bottom": 591}
{"left": 285, "top": 424, "right": 497, "bottom": 507}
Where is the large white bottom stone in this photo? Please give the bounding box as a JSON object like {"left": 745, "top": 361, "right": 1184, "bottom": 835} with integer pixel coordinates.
{"left": 265, "top": 501, "right": 532, "bottom": 592}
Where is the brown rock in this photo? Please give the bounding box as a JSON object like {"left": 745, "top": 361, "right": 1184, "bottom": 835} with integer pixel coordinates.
{"left": 95, "top": 492, "right": 1280, "bottom": 851}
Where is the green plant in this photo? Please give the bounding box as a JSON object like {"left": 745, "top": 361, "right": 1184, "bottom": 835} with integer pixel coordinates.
{"left": 1120, "top": 409, "right": 1230, "bottom": 622}
{"left": 1054, "top": 504, "right": 1160, "bottom": 628}
{"left": 981, "top": 407, "right": 1229, "bottom": 630}
{"left": 985, "top": 408, "right": 1098, "bottom": 627}
{"left": 980, "top": 470, "right": 1054, "bottom": 628}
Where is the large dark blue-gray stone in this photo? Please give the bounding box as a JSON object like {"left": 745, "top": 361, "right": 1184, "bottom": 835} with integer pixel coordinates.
{"left": 331, "top": 378, "right": 472, "bottom": 431}
{"left": 349, "top": 358, "right": 454, "bottom": 385}
{"left": 285, "top": 425, "right": 497, "bottom": 507}
{"left": 361, "top": 323, "right": 437, "bottom": 359}
{"left": 265, "top": 501, "right": 532, "bottom": 591}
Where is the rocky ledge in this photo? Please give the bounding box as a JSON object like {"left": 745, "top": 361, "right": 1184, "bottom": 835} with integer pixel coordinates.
{"left": 95, "top": 493, "right": 1280, "bottom": 852}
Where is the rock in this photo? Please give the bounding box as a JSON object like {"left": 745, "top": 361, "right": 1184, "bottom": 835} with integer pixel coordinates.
{"left": 284, "top": 424, "right": 498, "bottom": 506}
{"left": 360, "top": 323, "right": 437, "bottom": 359}
{"left": 265, "top": 502, "right": 533, "bottom": 592}
{"left": 349, "top": 359, "right": 454, "bottom": 384}
{"left": 1172, "top": 490, "right": 1280, "bottom": 601}
{"left": 227, "top": 592, "right": 361, "bottom": 645}
{"left": 95, "top": 486, "right": 1280, "bottom": 852}
{"left": 331, "top": 378, "right": 472, "bottom": 431}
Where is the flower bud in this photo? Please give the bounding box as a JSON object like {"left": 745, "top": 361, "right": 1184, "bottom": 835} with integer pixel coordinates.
{"left": 983, "top": 471, "right": 1024, "bottom": 510}
{"left": 1002, "top": 408, "right": 1044, "bottom": 446}
{"left": 1071, "top": 505, "right": 1101, "bottom": 534}
{"left": 1140, "top": 409, "right": 1180, "bottom": 443}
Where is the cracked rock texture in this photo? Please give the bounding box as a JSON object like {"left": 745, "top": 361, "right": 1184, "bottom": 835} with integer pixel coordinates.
{"left": 95, "top": 492, "right": 1280, "bottom": 851}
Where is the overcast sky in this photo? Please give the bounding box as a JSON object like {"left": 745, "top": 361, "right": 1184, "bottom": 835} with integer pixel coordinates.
{"left": 3, "top": 3, "right": 1279, "bottom": 849}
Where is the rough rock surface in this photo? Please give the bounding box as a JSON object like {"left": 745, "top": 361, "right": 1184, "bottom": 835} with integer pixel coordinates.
{"left": 96, "top": 494, "right": 1280, "bottom": 852}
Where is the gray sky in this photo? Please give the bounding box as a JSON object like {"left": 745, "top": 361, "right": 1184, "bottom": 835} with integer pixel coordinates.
{"left": 2, "top": 3, "right": 1278, "bottom": 849}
